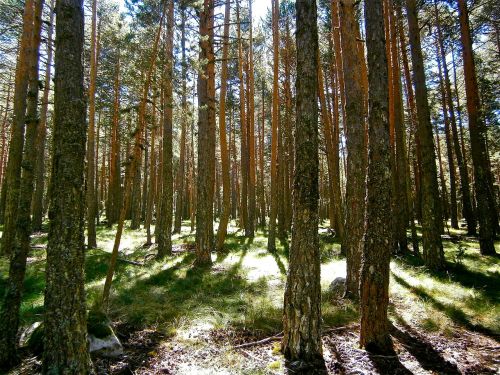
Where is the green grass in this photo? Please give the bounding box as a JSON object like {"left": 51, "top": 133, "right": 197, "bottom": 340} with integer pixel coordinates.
{"left": 0, "top": 219, "right": 498, "bottom": 347}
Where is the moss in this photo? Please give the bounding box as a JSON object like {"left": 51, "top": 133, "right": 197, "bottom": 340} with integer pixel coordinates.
{"left": 87, "top": 310, "right": 113, "bottom": 338}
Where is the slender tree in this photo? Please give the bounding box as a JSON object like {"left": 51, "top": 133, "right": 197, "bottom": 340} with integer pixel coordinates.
{"left": 86, "top": 0, "right": 98, "bottom": 248}
{"left": 405, "top": 0, "right": 445, "bottom": 270}
{"left": 0, "top": 0, "right": 43, "bottom": 368}
{"left": 1, "top": 0, "right": 36, "bottom": 255}
{"left": 457, "top": 0, "right": 498, "bottom": 254}
{"left": 267, "top": 0, "right": 279, "bottom": 252}
{"left": 157, "top": 0, "right": 175, "bottom": 258}
{"left": 216, "top": 0, "right": 231, "bottom": 251}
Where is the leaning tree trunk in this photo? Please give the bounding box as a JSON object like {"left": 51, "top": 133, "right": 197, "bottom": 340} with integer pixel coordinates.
{"left": 42, "top": 0, "right": 91, "bottom": 371}
{"left": 282, "top": 0, "right": 326, "bottom": 371}
{"left": 359, "top": 0, "right": 393, "bottom": 354}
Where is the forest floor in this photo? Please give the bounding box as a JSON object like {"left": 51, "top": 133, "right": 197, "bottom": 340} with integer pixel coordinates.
{"left": 1, "top": 221, "right": 499, "bottom": 374}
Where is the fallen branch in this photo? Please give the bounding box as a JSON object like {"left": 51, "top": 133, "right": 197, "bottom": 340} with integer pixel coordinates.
{"left": 118, "top": 258, "right": 144, "bottom": 266}
{"left": 233, "top": 332, "right": 283, "bottom": 349}
{"left": 233, "top": 325, "right": 358, "bottom": 349}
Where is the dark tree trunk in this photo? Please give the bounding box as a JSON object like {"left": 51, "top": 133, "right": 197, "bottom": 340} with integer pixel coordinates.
{"left": 458, "top": 0, "right": 498, "bottom": 255}
{"left": 1, "top": 0, "right": 35, "bottom": 254}
{"left": 359, "top": 0, "right": 393, "bottom": 354}
{"left": 0, "top": 0, "right": 43, "bottom": 368}
{"left": 157, "top": 0, "right": 174, "bottom": 259}
{"left": 340, "top": 0, "right": 367, "bottom": 299}
{"left": 42, "top": 0, "right": 91, "bottom": 370}
{"left": 86, "top": 0, "right": 98, "bottom": 248}
{"left": 195, "top": 0, "right": 216, "bottom": 266}
{"left": 405, "top": 0, "right": 444, "bottom": 270}
{"left": 32, "top": 0, "right": 55, "bottom": 231}
{"left": 282, "top": 0, "right": 326, "bottom": 371}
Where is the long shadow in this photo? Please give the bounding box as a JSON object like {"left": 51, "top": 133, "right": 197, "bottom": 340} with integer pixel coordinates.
{"left": 390, "top": 322, "right": 461, "bottom": 374}
{"left": 392, "top": 272, "right": 500, "bottom": 341}
{"left": 367, "top": 352, "right": 413, "bottom": 375}
{"left": 112, "top": 251, "right": 274, "bottom": 332}
{"left": 394, "top": 253, "right": 499, "bottom": 303}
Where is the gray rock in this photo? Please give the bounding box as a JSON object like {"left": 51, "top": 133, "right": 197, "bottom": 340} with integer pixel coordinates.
{"left": 88, "top": 328, "right": 123, "bottom": 358}
{"left": 329, "top": 277, "right": 346, "bottom": 295}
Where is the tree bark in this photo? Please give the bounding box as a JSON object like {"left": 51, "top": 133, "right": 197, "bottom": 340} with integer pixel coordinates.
{"left": 32, "top": 0, "right": 55, "bottom": 231}
{"left": 216, "top": 0, "right": 231, "bottom": 251}
{"left": 1, "top": 0, "right": 35, "bottom": 255}
{"left": 359, "top": 0, "right": 393, "bottom": 354}
{"left": 157, "top": 0, "right": 175, "bottom": 259}
{"left": 86, "top": 0, "right": 98, "bottom": 248}
{"left": 195, "top": 0, "right": 216, "bottom": 266}
{"left": 282, "top": 0, "right": 326, "bottom": 371}
{"left": 267, "top": 0, "right": 279, "bottom": 252}
{"left": 405, "top": 0, "right": 444, "bottom": 270}
{"left": 457, "top": 0, "right": 497, "bottom": 255}
{"left": 340, "top": 0, "right": 367, "bottom": 299}
{"left": 42, "top": 0, "right": 91, "bottom": 370}
{"left": 0, "top": 0, "right": 43, "bottom": 368}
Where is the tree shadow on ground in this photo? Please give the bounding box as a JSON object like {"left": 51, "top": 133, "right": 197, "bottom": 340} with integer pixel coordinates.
{"left": 395, "top": 249, "right": 499, "bottom": 303}
{"left": 110, "top": 250, "right": 281, "bottom": 334}
{"left": 390, "top": 320, "right": 461, "bottom": 374}
{"left": 367, "top": 351, "right": 413, "bottom": 375}
{"left": 392, "top": 272, "right": 500, "bottom": 341}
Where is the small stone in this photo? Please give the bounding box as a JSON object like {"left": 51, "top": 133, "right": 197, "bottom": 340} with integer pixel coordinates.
{"left": 88, "top": 328, "right": 124, "bottom": 358}
{"left": 329, "top": 277, "right": 346, "bottom": 295}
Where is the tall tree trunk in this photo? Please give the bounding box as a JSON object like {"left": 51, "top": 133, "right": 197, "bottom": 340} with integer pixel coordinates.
{"left": 86, "top": 0, "right": 98, "bottom": 248}
{"left": 42, "top": 0, "right": 91, "bottom": 370}
{"left": 216, "top": 0, "right": 231, "bottom": 251}
{"left": 457, "top": 0, "right": 497, "bottom": 255}
{"left": 145, "top": 97, "right": 157, "bottom": 246}
{"left": 359, "top": 0, "right": 393, "bottom": 354}
{"left": 236, "top": 0, "right": 248, "bottom": 234}
{"left": 282, "top": 0, "right": 326, "bottom": 370}
{"left": 435, "top": 32, "right": 458, "bottom": 229}
{"left": 434, "top": 2, "right": 475, "bottom": 235}
{"left": 405, "top": 0, "right": 444, "bottom": 270}
{"left": 107, "top": 54, "right": 122, "bottom": 226}
{"left": 267, "top": 0, "right": 279, "bottom": 252}
{"left": 0, "top": 0, "right": 43, "bottom": 367}
{"left": 101, "top": 8, "right": 165, "bottom": 308}
{"left": 195, "top": 0, "right": 216, "bottom": 265}
{"left": 1, "top": 0, "right": 36, "bottom": 254}
{"left": 157, "top": 0, "right": 175, "bottom": 258}
{"left": 259, "top": 83, "right": 266, "bottom": 227}
{"left": 247, "top": 0, "right": 256, "bottom": 237}
{"left": 339, "top": 0, "right": 366, "bottom": 299}
{"left": 330, "top": 0, "right": 346, "bottom": 243}
{"left": 174, "top": 8, "right": 187, "bottom": 234}
{"left": 32, "top": 0, "right": 55, "bottom": 231}
{"left": 389, "top": 0, "right": 409, "bottom": 253}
